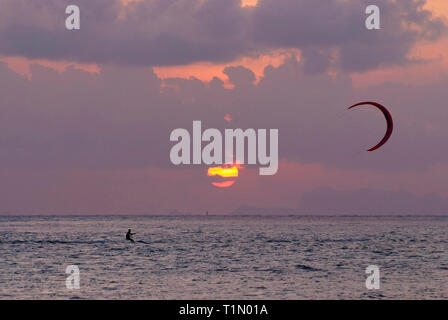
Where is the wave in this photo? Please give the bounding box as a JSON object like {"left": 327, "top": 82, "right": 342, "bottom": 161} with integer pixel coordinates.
{"left": 295, "top": 264, "right": 322, "bottom": 272}
{"left": 265, "top": 239, "right": 291, "bottom": 243}
{"left": 1, "top": 240, "right": 109, "bottom": 245}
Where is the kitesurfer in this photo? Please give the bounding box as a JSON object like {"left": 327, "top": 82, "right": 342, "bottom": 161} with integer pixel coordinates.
{"left": 126, "top": 229, "right": 135, "bottom": 242}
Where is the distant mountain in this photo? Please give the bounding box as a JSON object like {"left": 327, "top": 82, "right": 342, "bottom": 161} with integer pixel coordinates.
{"left": 232, "top": 205, "right": 297, "bottom": 215}
{"left": 299, "top": 187, "right": 448, "bottom": 215}
{"left": 233, "top": 187, "right": 448, "bottom": 215}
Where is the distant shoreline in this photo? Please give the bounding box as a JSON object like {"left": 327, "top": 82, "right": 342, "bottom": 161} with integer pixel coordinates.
{"left": 0, "top": 214, "right": 447, "bottom": 218}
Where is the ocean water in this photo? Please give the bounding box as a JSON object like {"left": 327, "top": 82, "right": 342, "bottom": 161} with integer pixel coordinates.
{"left": 0, "top": 215, "right": 446, "bottom": 300}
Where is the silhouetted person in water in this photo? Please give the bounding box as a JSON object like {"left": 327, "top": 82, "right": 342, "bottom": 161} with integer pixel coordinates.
{"left": 126, "top": 229, "right": 135, "bottom": 242}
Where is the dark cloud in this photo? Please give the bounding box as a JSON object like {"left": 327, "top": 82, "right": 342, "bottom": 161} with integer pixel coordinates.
{"left": 300, "top": 47, "right": 332, "bottom": 74}
{"left": 223, "top": 66, "right": 256, "bottom": 88}
{"left": 0, "top": 0, "right": 445, "bottom": 72}
{"left": 254, "top": 0, "right": 446, "bottom": 71}
{"left": 0, "top": 0, "right": 251, "bottom": 65}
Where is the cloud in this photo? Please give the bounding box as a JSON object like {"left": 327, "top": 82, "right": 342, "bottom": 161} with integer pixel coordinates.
{"left": 0, "top": 0, "right": 445, "bottom": 72}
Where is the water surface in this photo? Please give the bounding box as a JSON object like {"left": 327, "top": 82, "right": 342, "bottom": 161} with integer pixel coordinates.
{"left": 0, "top": 215, "right": 446, "bottom": 299}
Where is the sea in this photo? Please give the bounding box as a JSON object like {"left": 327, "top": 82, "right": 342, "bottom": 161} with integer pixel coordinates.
{"left": 0, "top": 215, "right": 446, "bottom": 299}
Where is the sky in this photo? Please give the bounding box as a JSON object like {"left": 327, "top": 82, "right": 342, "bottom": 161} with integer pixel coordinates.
{"left": 1, "top": 0, "right": 448, "bottom": 214}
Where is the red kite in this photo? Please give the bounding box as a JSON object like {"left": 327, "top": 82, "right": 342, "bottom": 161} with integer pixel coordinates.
{"left": 348, "top": 102, "right": 393, "bottom": 152}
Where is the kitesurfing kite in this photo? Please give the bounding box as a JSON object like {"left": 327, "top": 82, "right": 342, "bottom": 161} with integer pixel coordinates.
{"left": 348, "top": 102, "right": 393, "bottom": 152}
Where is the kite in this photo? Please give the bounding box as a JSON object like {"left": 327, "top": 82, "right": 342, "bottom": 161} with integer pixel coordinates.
{"left": 348, "top": 102, "right": 393, "bottom": 152}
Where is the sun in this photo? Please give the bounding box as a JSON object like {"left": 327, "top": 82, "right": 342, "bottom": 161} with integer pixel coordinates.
{"left": 207, "top": 165, "right": 242, "bottom": 188}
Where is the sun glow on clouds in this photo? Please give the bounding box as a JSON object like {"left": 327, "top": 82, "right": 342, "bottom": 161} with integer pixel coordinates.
{"left": 121, "top": 0, "right": 144, "bottom": 5}
{"left": 0, "top": 56, "right": 100, "bottom": 80}
{"left": 241, "top": 0, "right": 258, "bottom": 7}
{"left": 424, "top": 0, "right": 448, "bottom": 18}
{"left": 153, "top": 51, "right": 288, "bottom": 85}
{"left": 122, "top": 0, "right": 258, "bottom": 8}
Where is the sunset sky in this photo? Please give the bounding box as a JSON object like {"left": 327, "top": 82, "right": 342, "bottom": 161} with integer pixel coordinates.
{"left": 1, "top": 0, "right": 448, "bottom": 214}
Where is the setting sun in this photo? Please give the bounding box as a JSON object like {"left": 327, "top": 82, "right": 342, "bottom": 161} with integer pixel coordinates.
{"left": 207, "top": 166, "right": 239, "bottom": 178}
{"left": 207, "top": 165, "right": 242, "bottom": 188}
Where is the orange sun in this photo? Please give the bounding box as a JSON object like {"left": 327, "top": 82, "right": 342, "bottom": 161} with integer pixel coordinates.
{"left": 207, "top": 165, "right": 242, "bottom": 188}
